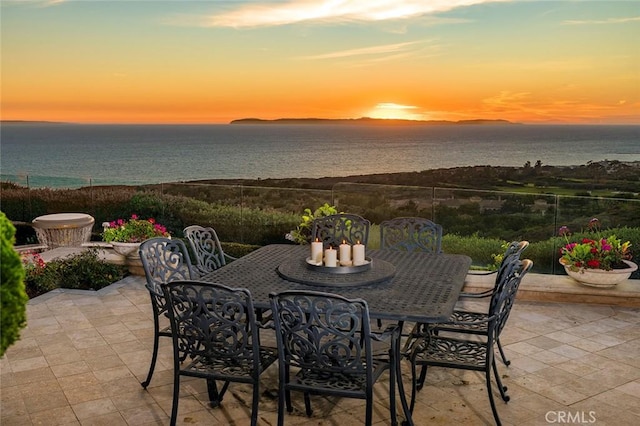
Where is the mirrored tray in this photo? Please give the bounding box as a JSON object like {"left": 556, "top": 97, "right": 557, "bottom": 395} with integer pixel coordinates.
{"left": 305, "top": 257, "right": 372, "bottom": 274}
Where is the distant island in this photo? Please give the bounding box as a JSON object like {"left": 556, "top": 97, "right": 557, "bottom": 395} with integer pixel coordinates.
{"left": 2, "top": 118, "right": 518, "bottom": 126}
{"left": 0, "top": 120, "right": 66, "bottom": 124}
{"left": 230, "top": 117, "right": 518, "bottom": 126}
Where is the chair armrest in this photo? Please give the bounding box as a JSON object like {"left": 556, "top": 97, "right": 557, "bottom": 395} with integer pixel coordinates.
{"left": 256, "top": 308, "right": 274, "bottom": 329}
{"left": 371, "top": 323, "right": 402, "bottom": 361}
{"left": 371, "top": 323, "right": 401, "bottom": 343}
{"left": 467, "top": 270, "right": 497, "bottom": 276}
{"left": 224, "top": 253, "right": 238, "bottom": 262}
{"left": 458, "top": 289, "right": 494, "bottom": 299}
{"left": 460, "top": 270, "right": 496, "bottom": 298}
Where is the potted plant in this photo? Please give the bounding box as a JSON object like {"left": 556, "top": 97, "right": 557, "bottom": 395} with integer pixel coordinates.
{"left": 285, "top": 203, "right": 338, "bottom": 244}
{"left": 558, "top": 218, "right": 636, "bottom": 287}
{"left": 102, "top": 214, "right": 170, "bottom": 257}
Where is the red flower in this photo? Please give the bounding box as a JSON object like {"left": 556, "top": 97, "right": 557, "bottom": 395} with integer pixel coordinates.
{"left": 586, "top": 259, "right": 600, "bottom": 268}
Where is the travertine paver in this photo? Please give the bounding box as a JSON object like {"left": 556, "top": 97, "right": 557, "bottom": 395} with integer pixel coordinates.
{"left": 1, "top": 275, "right": 639, "bottom": 425}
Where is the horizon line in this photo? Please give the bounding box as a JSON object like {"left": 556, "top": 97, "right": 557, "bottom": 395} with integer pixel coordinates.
{"left": 2, "top": 119, "right": 639, "bottom": 126}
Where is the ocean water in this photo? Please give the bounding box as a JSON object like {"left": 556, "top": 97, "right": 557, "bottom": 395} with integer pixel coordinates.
{"left": 1, "top": 123, "right": 639, "bottom": 188}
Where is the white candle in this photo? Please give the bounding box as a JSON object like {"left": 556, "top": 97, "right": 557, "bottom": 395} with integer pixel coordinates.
{"left": 352, "top": 241, "right": 365, "bottom": 266}
{"left": 311, "top": 239, "right": 323, "bottom": 265}
{"left": 339, "top": 240, "right": 352, "bottom": 266}
{"left": 324, "top": 246, "right": 337, "bottom": 267}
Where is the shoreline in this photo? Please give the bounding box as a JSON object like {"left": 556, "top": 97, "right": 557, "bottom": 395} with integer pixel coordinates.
{"left": 4, "top": 161, "right": 640, "bottom": 193}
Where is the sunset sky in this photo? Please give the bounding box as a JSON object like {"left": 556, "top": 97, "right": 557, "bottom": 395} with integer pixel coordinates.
{"left": 1, "top": 0, "right": 639, "bottom": 124}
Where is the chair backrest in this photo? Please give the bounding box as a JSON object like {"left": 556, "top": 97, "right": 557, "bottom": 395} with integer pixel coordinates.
{"left": 139, "top": 237, "right": 194, "bottom": 297}
{"left": 270, "top": 290, "right": 373, "bottom": 379}
{"left": 311, "top": 213, "right": 370, "bottom": 248}
{"left": 184, "top": 225, "right": 227, "bottom": 275}
{"left": 379, "top": 217, "right": 443, "bottom": 253}
{"left": 162, "top": 280, "right": 261, "bottom": 373}
{"left": 489, "top": 258, "right": 533, "bottom": 341}
{"left": 494, "top": 240, "right": 529, "bottom": 285}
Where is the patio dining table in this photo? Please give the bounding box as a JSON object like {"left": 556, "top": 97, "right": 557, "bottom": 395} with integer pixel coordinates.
{"left": 201, "top": 243, "right": 472, "bottom": 425}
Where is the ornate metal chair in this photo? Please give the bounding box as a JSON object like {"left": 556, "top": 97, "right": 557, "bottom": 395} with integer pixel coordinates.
{"left": 138, "top": 237, "right": 195, "bottom": 389}
{"left": 269, "top": 290, "right": 401, "bottom": 426}
{"left": 183, "top": 225, "right": 236, "bottom": 276}
{"left": 406, "top": 258, "right": 533, "bottom": 426}
{"left": 311, "top": 213, "right": 370, "bottom": 248}
{"left": 377, "top": 216, "right": 444, "bottom": 329}
{"left": 162, "top": 280, "right": 277, "bottom": 426}
{"left": 460, "top": 240, "right": 530, "bottom": 299}
{"left": 379, "top": 217, "right": 443, "bottom": 253}
{"left": 436, "top": 241, "right": 530, "bottom": 366}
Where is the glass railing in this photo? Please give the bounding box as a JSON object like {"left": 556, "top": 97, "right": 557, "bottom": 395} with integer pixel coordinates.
{"left": 3, "top": 175, "right": 638, "bottom": 276}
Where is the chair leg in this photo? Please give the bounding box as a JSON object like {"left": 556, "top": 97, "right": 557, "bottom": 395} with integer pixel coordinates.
{"left": 169, "top": 372, "right": 180, "bottom": 426}
{"left": 485, "top": 368, "right": 502, "bottom": 426}
{"left": 277, "top": 367, "right": 287, "bottom": 426}
{"left": 491, "top": 359, "right": 510, "bottom": 402}
{"left": 141, "top": 315, "right": 161, "bottom": 389}
{"left": 207, "top": 379, "right": 220, "bottom": 407}
{"left": 285, "top": 389, "right": 292, "bottom": 413}
{"left": 206, "top": 379, "right": 231, "bottom": 407}
{"left": 365, "top": 393, "right": 373, "bottom": 425}
{"left": 496, "top": 337, "right": 511, "bottom": 366}
{"left": 277, "top": 388, "right": 286, "bottom": 426}
{"left": 219, "top": 381, "right": 230, "bottom": 400}
{"left": 416, "top": 365, "right": 428, "bottom": 391}
{"left": 251, "top": 378, "right": 259, "bottom": 426}
{"left": 395, "top": 348, "right": 413, "bottom": 426}
{"left": 389, "top": 341, "right": 398, "bottom": 426}
{"left": 304, "top": 392, "right": 313, "bottom": 416}
{"left": 284, "top": 367, "right": 293, "bottom": 413}
{"left": 409, "top": 359, "right": 419, "bottom": 414}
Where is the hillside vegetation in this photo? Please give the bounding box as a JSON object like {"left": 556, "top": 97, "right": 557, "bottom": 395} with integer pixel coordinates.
{"left": 189, "top": 160, "right": 640, "bottom": 197}
{"left": 2, "top": 161, "right": 639, "bottom": 277}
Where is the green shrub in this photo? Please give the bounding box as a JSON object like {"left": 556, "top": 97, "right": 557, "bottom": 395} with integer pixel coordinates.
{"left": 2, "top": 183, "right": 638, "bottom": 279}
{"left": 442, "top": 233, "right": 506, "bottom": 269}
{"left": 24, "top": 249, "right": 127, "bottom": 298}
{"left": 58, "top": 250, "right": 127, "bottom": 290}
{"left": 1, "top": 212, "right": 28, "bottom": 357}
{"left": 525, "top": 239, "right": 562, "bottom": 274}
{"left": 220, "top": 242, "right": 261, "bottom": 258}
{"left": 167, "top": 195, "right": 299, "bottom": 245}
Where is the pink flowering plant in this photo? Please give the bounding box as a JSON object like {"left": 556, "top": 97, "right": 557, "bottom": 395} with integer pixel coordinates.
{"left": 21, "top": 251, "right": 47, "bottom": 281}
{"left": 102, "top": 214, "right": 170, "bottom": 243}
{"left": 21, "top": 251, "right": 58, "bottom": 298}
{"left": 559, "top": 218, "right": 632, "bottom": 271}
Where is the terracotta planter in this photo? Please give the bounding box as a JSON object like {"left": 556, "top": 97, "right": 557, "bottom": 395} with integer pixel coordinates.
{"left": 560, "top": 259, "right": 638, "bottom": 288}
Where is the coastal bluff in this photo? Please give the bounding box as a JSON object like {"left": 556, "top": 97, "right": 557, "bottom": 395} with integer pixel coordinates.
{"left": 186, "top": 161, "right": 640, "bottom": 195}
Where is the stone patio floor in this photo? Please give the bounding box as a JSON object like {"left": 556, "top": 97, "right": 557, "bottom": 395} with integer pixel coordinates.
{"left": 2, "top": 274, "right": 640, "bottom": 425}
